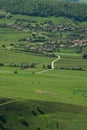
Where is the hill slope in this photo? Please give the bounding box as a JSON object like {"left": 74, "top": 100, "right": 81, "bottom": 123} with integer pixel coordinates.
{"left": 0, "top": 0, "right": 87, "bottom": 21}
{"left": 0, "top": 98, "right": 87, "bottom": 130}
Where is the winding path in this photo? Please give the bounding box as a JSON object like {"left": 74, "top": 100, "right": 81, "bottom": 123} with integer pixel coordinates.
{"left": 0, "top": 99, "right": 24, "bottom": 106}
{"left": 51, "top": 55, "right": 60, "bottom": 69}
{"left": 37, "top": 55, "right": 60, "bottom": 74}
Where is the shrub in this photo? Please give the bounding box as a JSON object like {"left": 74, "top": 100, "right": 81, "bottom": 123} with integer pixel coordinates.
{"left": 0, "top": 63, "right": 4, "bottom": 66}
{"left": 82, "top": 48, "right": 87, "bottom": 59}
{"left": 37, "top": 107, "right": 44, "bottom": 114}
{"left": 43, "top": 64, "right": 46, "bottom": 69}
{"left": 30, "top": 63, "right": 36, "bottom": 68}
{"left": 31, "top": 110, "right": 37, "bottom": 116}
{"left": 47, "top": 64, "right": 51, "bottom": 69}
{"left": 18, "top": 117, "right": 29, "bottom": 126}
{"left": 0, "top": 115, "right": 6, "bottom": 123}
{"left": 9, "top": 63, "right": 18, "bottom": 67}
{"left": 83, "top": 53, "right": 87, "bottom": 59}
{"left": 10, "top": 43, "right": 14, "bottom": 46}
{"left": 20, "top": 62, "right": 29, "bottom": 69}
{"left": 2, "top": 45, "right": 5, "bottom": 48}
{"left": 14, "top": 71, "right": 18, "bottom": 74}
{"left": 37, "top": 128, "right": 41, "bottom": 130}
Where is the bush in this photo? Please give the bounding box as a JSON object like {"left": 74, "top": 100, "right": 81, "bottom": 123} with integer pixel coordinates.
{"left": 31, "top": 110, "right": 37, "bottom": 116}
{"left": 2, "top": 45, "right": 5, "bottom": 48}
{"left": 83, "top": 53, "right": 87, "bottom": 59}
{"left": 43, "top": 64, "right": 46, "bottom": 69}
{"left": 60, "top": 67, "right": 83, "bottom": 71}
{"left": 36, "top": 128, "right": 41, "bottom": 130}
{"left": 82, "top": 48, "right": 87, "bottom": 59}
{"left": 37, "top": 107, "right": 44, "bottom": 114}
{"left": 14, "top": 71, "right": 18, "bottom": 74}
{"left": 0, "top": 115, "right": 6, "bottom": 123}
{"left": 9, "top": 63, "right": 18, "bottom": 67}
{"left": 30, "top": 63, "right": 36, "bottom": 68}
{"left": 47, "top": 64, "right": 51, "bottom": 69}
{"left": 0, "top": 63, "right": 4, "bottom": 66}
{"left": 20, "top": 62, "right": 29, "bottom": 69}
{"left": 18, "top": 117, "right": 29, "bottom": 126}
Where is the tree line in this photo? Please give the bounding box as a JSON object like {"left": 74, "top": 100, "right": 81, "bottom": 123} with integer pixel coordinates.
{"left": 0, "top": 0, "right": 87, "bottom": 21}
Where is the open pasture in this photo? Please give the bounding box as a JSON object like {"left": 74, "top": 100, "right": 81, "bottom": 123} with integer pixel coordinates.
{"left": 0, "top": 49, "right": 54, "bottom": 67}
{"left": 0, "top": 28, "right": 29, "bottom": 45}
{"left": 55, "top": 53, "right": 87, "bottom": 69}
{"left": 0, "top": 13, "right": 87, "bottom": 130}
{"left": 0, "top": 68, "right": 87, "bottom": 106}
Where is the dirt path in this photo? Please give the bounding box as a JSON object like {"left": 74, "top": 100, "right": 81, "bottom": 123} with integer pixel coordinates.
{"left": 36, "top": 55, "right": 60, "bottom": 74}
{"left": 41, "top": 73, "right": 87, "bottom": 79}
{"left": 51, "top": 55, "right": 60, "bottom": 69}
{"left": 0, "top": 99, "right": 23, "bottom": 106}
{"left": 36, "top": 69, "right": 52, "bottom": 74}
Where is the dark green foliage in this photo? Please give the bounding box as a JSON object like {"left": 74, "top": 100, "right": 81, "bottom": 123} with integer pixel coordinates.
{"left": 0, "top": 0, "right": 87, "bottom": 21}
{"left": 37, "top": 107, "right": 44, "bottom": 114}
{"left": 75, "top": 46, "right": 82, "bottom": 53}
{"left": 18, "top": 117, "right": 29, "bottom": 126}
{"left": 31, "top": 110, "right": 37, "bottom": 116}
{"left": 20, "top": 62, "right": 30, "bottom": 69}
{"left": 82, "top": 48, "right": 87, "bottom": 59}
{"left": 43, "top": 64, "right": 46, "bottom": 69}
{"left": 0, "top": 115, "right": 9, "bottom": 130}
{"left": 0, "top": 63, "right": 4, "bottom": 66}
{"left": 60, "top": 66, "right": 83, "bottom": 70}
{"left": 0, "top": 115, "right": 6, "bottom": 123}
{"left": 30, "top": 63, "right": 36, "bottom": 68}
{"left": 2, "top": 45, "right": 5, "bottom": 48}
{"left": 83, "top": 53, "right": 87, "bottom": 59}
{"left": 9, "top": 63, "right": 18, "bottom": 67}
{"left": 36, "top": 127, "right": 41, "bottom": 130}
{"left": 47, "top": 64, "right": 52, "bottom": 69}
{"left": 14, "top": 70, "right": 18, "bottom": 74}
{"left": 20, "top": 62, "right": 36, "bottom": 69}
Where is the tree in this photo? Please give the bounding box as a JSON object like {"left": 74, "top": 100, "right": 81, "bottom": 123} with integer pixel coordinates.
{"left": 82, "top": 48, "right": 87, "bottom": 59}
{"left": 47, "top": 64, "right": 51, "bottom": 69}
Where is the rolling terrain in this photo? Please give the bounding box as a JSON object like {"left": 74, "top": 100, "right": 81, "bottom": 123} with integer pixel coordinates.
{"left": 0, "top": 1, "right": 87, "bottom": 130}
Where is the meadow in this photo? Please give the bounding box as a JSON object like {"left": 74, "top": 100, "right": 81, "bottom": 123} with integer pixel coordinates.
{"left": 0, "top": 67, "right": 87, "bottom": 130}
{"left": 55, "top": 52, "right": 87, "bottom": 69}
{"left": 0, "top": 13, "right": 87, "bottom": 130}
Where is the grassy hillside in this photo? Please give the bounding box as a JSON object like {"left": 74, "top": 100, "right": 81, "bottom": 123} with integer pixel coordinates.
{"left": 0, "top": 99, "right": 87, "bottom": 130}
{"left": 0, "top": 1, "right": 87, "bottom": 129}
{"left": 0, "top": 69, "right": 87, "bottom": 129}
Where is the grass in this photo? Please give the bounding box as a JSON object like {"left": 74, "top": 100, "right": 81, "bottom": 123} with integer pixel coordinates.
{"left": 0, "top": 13, "right": 87, "bottom": 130}
{"left": 0, "top": 28, "right": 29, "bottom": 45}
{"left": 0, "top": 99, "right": 87, "bottom": 130}
{"left": 0, "top": 49, "right": 54, "bottom": 67}
{"left": 55, "top": 52, "right": 87, "bottom": 69}
{"left": 0, "top": 69, "right": 87, "bottom": 106}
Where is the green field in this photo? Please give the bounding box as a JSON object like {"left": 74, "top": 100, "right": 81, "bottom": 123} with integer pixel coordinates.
{"left": 0, "top": 68, "right": 87, "bottom": 105}
{"left": 0, "top": 49, "right": 54, "bottom": 67}
{"left": 0, "top": 68, "right": 87, "bottom": 130}
{"left": 0, "top": 13, "right": 87, "bottom": 130}
{"left": 55, "top": 53, "right": 87, "bottom": 69}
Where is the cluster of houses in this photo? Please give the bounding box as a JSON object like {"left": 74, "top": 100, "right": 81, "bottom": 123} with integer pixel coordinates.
{"left": 7, "top": 21, "right": 87, "bottom": 50}
{"left": 68, "top": 40, "right": 87, "bottom": 47}
{"left": 25, "top": 42, "right": 59, "bottom": 53}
